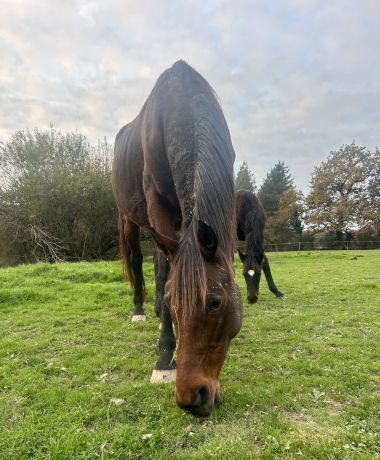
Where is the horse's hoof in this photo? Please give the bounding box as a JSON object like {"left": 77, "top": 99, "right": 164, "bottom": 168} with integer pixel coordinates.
{"left": 131, "top": 315, "right": 147, "bottom": 322}
{"left": 150, "top": 369, "right": 176, "bottom": 384}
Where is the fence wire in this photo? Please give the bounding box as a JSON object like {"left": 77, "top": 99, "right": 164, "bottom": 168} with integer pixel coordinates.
{"left": 2, "top": 239, "right": 379, "bottom": 267}
{"left": 139, "top": 239, "right": 380, "bottom": 257}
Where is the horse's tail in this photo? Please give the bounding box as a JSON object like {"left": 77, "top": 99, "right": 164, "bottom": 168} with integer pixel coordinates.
{"left": 118, "top": 213, "right": 146, "bottom": 300}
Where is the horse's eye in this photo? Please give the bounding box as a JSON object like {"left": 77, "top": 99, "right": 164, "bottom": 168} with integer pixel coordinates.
{"left": 207, "top": 299, "right": 221, "bottom": 312}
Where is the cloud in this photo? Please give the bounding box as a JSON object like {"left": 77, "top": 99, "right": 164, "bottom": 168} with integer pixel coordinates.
{"left": 1, "top": 0, "right": 379, "bottom": 192}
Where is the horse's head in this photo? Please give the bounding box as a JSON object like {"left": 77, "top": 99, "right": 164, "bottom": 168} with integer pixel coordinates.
{"left": 151, "top": 221, "right": 243, "bottom": 417}
{"left": 238, "top": 248, "right": 265, "bottom": 304}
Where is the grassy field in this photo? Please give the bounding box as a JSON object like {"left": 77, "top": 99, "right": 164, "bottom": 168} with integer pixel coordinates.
{"left": 1, "top": 250, "right": 380, "bottom": 459}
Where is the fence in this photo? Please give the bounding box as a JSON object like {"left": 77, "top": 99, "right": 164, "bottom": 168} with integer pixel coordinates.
{"left": 263, "top": 241, "right": 380, "bottom": 252}
{"left": 140, "top": 239, "right": 380, "bottom": 257}
{"left": 2, "top": 239, "right": 379, "bottom": 267}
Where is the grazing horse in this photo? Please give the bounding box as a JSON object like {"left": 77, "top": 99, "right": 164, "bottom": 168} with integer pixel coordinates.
{"left": 112, "top": 61, "right": 243, "bottom": 417}
{"left": 236, "top": 189, "right": 284, "bottom": 303}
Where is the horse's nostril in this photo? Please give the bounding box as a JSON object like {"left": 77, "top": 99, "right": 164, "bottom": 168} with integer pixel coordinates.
{"left": 194, "top": 385, "right": 209, "bottom": 407}
{"left": 199, "top": 385, "right": 209, "bottom": 400}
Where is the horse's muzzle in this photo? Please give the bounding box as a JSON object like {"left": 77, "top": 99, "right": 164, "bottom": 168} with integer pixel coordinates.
{"left": 176, "top": 385, "right": 222, "bottom": 417}
{"left": 247, "top": 295, "right": 258, "bottom": 304}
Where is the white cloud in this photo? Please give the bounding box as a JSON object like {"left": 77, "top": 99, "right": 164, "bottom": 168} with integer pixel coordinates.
{"left": 1, "top": 0, "right": 379, "bottom": 192}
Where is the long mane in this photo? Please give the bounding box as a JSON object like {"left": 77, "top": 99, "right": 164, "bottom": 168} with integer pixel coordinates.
{"left": 166, "top": 62, "right": 236, "bottom": 315}
{"left": 236, "top": 190, "right": 266, "bottom": 272}
{"left": 243, "top": 212, "right": 265, "bottom": 271}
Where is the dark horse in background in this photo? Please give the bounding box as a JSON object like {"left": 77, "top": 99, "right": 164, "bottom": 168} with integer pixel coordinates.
{"left": 112, "top": 61, "right": 243, "bottom": 417}
{"left": 236, "top": 189, "right": 284, "bottom": 303}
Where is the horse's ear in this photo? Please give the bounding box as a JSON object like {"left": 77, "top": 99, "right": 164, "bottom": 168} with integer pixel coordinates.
{"left": 198, "top": 220, "right": 218, "bottom": 258}
{"left": 149, "top": 227, "right": 178, "bottom": 260}
{"left": 238, "top": 248, "right": 246, "bottom": 262}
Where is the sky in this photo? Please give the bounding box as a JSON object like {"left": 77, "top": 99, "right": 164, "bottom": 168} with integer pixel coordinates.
{"left": 1, "top": 0, "right": 379, "bottom": 193}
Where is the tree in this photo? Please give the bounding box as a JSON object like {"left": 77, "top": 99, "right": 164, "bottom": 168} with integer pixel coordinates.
{"left": 0, "top": 127, "right": 118, "bottom": 264}
{"left": 274, "top": 186, "right": 305, "bottom": 241}
{"left": 363, "top": 147, "right": 380, "bottom": 226}
{"left": 258, "top": 161, "right": 293, "bottom": 217}
{"left": 235, "top": 161, "right": 257, "bottom": 192}
{"left": 305, "top": 142, "right": 377, "bottom": 243}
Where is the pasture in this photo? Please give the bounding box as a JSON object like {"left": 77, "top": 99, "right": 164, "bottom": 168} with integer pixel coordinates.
{"left": 1, "top": 250, "right": 379, "bottom": 459}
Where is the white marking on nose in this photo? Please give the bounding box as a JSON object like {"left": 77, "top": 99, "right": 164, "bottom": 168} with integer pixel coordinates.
{"left": 248, "top": 270, "right": 255, "bottom": 277}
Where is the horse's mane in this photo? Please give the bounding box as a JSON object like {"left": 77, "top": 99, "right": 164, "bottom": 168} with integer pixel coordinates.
{"left": 166, "top": 61, "right": 236, "bottom": 315}
{"left": 243, "top": 215, "right": 265, "bottom": 272}
{"left": 236, "top": 190, "right": 266, "bottom": 272}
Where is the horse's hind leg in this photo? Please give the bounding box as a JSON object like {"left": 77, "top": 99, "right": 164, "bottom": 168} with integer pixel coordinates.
{"left": 130, "top": 250, "right": 146, "bottom": 321}
{"left": 120, "top": 219, "right": 147, "bottom": 321}
{"left": 263, "top": 255, "right": 285, "bottom": 298}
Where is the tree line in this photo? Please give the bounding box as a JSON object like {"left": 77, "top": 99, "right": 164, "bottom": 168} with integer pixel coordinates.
{"left": 235, "top": 142, "right": 380, "bottom": 246}
{"left": 0, "top": 127, "right": 118, "bottom": 265}
{"left": 0, "top": 127, "right": 379, "bottom": 266}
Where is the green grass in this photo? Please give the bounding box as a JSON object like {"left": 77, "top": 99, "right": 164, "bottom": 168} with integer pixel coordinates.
{"left": 1, "top": 250, "right": 380, "bottom": 459}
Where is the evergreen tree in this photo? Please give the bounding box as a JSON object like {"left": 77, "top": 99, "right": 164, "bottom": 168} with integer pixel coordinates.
{"left": 235, "top": 161, "right": 257, "bottom": 192}
{"left": 258, "top": 161, "right": 293, "bottom": 217}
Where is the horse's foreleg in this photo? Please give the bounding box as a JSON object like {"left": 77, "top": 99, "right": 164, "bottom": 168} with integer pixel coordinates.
{"left": 263, "top": 255, "right": 284, "bottom": 298}
{"left": 143, "top": 188, "right": 177, "bottom": 382}
{"left": 153, "top": 249, "right": 170, "bottom": 319}
{"left": 151, "top": 250, "right": 176, "bottom": 383}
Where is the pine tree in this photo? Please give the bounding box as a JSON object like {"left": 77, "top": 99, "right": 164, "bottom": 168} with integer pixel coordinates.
{"left": 258, "top": 161, "right": 293, "bottom": 217}
{"left": 235, "top": 161, "right": 257, "bottom": 192}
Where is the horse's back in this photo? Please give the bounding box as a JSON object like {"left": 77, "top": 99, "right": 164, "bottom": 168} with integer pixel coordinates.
{"left": 112, "top": 119, "right": 150, "bottom": 227}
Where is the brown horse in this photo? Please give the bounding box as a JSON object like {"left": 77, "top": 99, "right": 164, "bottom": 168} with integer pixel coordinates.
{"left": 236, "top": 190, "right": 284, "bottom": 303}
{"left": 112, "top": 61, "right": 243, "bottom": 417}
